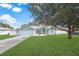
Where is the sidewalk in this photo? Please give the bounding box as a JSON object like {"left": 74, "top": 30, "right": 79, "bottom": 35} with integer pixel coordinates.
{"left": 0, "top": 36, "right": 29, "bottom": 55}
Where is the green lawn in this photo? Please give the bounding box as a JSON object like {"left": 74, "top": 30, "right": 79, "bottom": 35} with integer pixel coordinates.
{"left": 0, "top": 35, "right": 16, "bottom": 40}
{"left": 1, "top": 34, "right": 79, "bottom": 56}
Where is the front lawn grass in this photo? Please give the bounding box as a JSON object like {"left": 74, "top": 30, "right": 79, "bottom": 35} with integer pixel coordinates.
{"left": 1, "top": 34, "right": 79, "bottom": 56}
{"left": 0, "top": 35, "right": 16, "bottom": 40}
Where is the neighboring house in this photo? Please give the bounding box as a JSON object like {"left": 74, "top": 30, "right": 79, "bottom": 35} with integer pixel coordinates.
{"left": 0, "top": 27, "right": 17, "bottom": 35}
{"left": 18, "top": 25, "right": 67, "bottom": 36}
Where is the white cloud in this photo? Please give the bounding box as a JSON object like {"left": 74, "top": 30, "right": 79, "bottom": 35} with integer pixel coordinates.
{"left": 0, "top": 3, "right": 22, "bottom": 13}
{"left": 18, "top": 3, "right": 27, "bottom": 6}
{"left": 12, "top": 7, "right": 22, "bottom": 12}
{"left": 0, "top": 14, "right": 20, "bottom": 28}
{"left": 0, "top": 3, "right": 12, "bottom": 9}
{"left": 18, "top": 3, "right": 24, "bottom": 6}
{"left": 0, "top": 14, "right": 16, "bottom": 24}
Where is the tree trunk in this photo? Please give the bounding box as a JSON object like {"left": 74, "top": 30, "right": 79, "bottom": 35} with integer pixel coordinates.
{"left": 68, "top": 31, "right": 72, "bottom": 39}
{"left": 68, "top": 26, "right": 72, "bottom": 39}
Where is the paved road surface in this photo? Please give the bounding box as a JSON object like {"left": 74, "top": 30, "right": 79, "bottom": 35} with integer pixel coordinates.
{"left": 0, "top": 36, "right": 29, "bottom": 55}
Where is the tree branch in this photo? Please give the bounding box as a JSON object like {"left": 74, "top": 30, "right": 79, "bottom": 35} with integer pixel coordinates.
{"left": 52, "top": 23, "right": 68, "bottom": 32}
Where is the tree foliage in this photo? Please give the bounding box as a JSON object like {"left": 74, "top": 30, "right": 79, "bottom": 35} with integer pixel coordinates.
{"left": 0, "top": 22, "right": 13, "bottom": 29}
{"left": 28, "top": 3, "right": 79, "bottom": 39}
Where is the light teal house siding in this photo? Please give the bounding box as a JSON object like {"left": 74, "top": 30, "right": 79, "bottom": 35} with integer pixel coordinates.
{"left": 18, "top": 26, "right": 56, "bottom": 36}
{"left": 18, "top": 25, "right": 67, "bottom": 36}
{"left": 18, "top": 26, "right": 33, "bottom": 36}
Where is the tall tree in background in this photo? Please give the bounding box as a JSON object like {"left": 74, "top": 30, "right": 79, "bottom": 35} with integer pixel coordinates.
{"left": 28, "top": 3, "right": 79, "bottom": 39}
{"left": 0, "top": 22, "right": 13, "bottom": 29}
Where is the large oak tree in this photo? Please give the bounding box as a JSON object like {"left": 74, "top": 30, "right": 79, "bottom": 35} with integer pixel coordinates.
{"left": 28, "top": 3, "right": 79, "bottom": 39}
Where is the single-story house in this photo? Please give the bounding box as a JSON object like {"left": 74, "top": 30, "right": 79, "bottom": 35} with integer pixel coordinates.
{"left": 0, "top": 27, "right": 17, "bottom": 35}
{"left": 18, "top": 25, "right": 67, "bottom": 36}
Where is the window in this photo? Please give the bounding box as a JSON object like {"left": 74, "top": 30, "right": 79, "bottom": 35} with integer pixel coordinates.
{"left": 46, "top": 29, "right": 49, "bottom": 34}
{"left": 36, "top": 29, "right": 41, "bottom": 35}
{"left": 42, "top": 28, "right": 45, "bottom": 34}
{"left": 36, "top": 29, "right": 38, "bottom": 34}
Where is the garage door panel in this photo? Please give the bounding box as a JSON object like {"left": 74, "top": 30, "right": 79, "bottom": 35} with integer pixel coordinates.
{"left": 19, "top": 30, "right": 33, "bottom": 36}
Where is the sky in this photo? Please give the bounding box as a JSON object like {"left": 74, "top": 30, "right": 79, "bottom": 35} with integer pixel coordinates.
{"left": 0, "top": 3, "right": 33, "bottom": 28}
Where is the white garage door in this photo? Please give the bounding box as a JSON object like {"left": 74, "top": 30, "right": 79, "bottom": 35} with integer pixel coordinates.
{"left": 19, "top": 30, "right": 33, "bottom": 36}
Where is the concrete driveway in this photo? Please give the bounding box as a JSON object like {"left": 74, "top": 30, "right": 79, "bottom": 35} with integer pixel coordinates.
{"left": 0, "top": 36, "right": 29, "bottom": 55}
